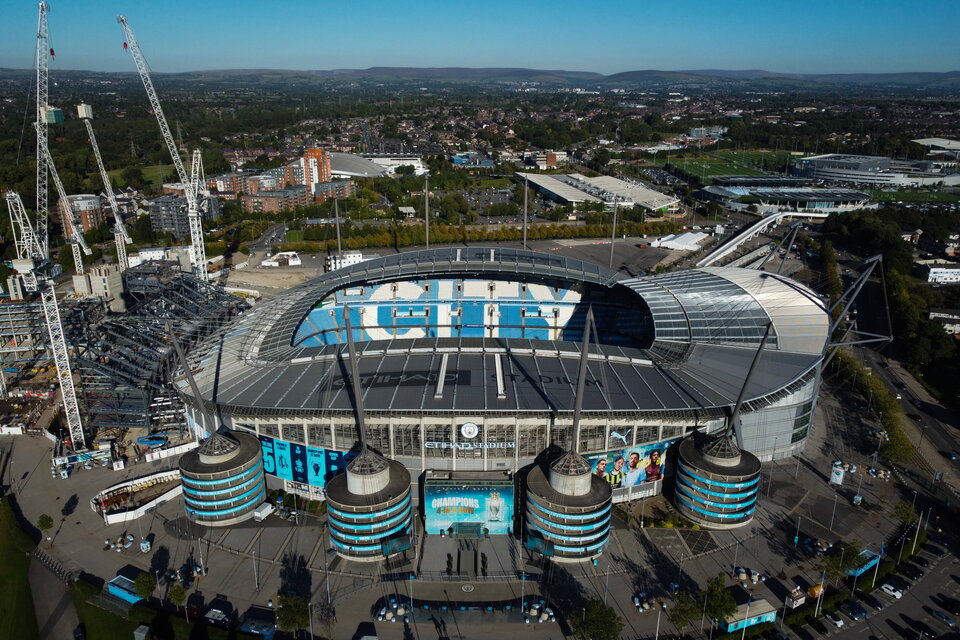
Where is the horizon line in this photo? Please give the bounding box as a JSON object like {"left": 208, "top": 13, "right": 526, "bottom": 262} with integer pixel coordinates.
{"left": 1, "top": 65, "right": 958, "bottom": 77}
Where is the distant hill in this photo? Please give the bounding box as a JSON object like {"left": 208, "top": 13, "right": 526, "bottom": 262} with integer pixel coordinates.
{"left": 2, "top": 66, "right": 958, "bottom": 92}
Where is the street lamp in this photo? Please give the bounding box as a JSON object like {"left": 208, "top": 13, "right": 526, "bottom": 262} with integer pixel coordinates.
{"left": 308, "top": 600, "right": 315, "bottom": 640}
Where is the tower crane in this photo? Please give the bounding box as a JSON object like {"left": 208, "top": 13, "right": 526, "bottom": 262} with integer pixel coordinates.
{"left": 35, "top": 1, "right": 51, "bottom": 259}
{"left": 5, "top": 191, "right": 86, "bottom": 450}
{"left": 118, "top": 16, "right": 208, "bottom": 281}
{"left": 36, "top": 123, "right": 92, "bottom": 274}
{"left": 79, "top": 105, "right": 133, "bottom": 270}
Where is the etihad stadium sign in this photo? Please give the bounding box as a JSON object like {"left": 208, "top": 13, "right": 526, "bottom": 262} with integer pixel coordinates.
{"left": 425, "top": 441, "right": 516, "bottom": 450}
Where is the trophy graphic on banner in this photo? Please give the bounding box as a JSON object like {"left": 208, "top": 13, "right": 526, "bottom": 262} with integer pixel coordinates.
{"left": 488, "top": 492, "right": 504, "bottom": 522}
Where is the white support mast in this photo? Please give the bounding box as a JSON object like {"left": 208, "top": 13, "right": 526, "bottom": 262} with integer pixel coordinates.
{"left": 118, "top": 15, "right": 208, "bottom": 281}
{"left": 36, "top": 124, "right": 92, "bottom": 274}
{"left": 5, "top": 191, "right": 86, "bottom": 450}
{"left": 80, "top": 108, "right": 132, "bottom": 270}
{"left": 35, "top": 2, "right": 50, "bottom": 259}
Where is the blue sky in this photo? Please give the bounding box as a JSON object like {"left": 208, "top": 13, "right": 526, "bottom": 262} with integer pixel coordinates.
{"left": 2, "top": 1, "right": 957, "bottom": 74}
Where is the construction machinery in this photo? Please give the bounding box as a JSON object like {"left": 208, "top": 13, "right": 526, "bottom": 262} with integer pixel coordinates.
{"left": 117, "top": 15, "right": 208, "bottom": 281}
{"left": 5, "top": 191, "right": 86, "bottom": 451}
{"left": 79, "top": 104, "right": 133, "bottom": 270}
{"left": 34, "top": 2, "right": 50, "bottom": 258}
{"left": 36, "top": 123, "right": 92, "bottom": 274}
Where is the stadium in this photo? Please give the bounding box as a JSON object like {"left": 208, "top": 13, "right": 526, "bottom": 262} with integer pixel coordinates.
{"left": 178, "top": 247, "right": 830, "bottom": 508}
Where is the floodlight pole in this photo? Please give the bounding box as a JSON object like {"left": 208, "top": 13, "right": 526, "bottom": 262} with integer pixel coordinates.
{"left": 608, "top": 197, "right": 619, "bottom": 269}
{"left": 334, "top": 198, "right": 342, "bottom": 264}
{"left": 522, "top": 176, "right": 529, "bottom": 250}
{"left": 424, "top": 174, "right": 430, "bottom": 249}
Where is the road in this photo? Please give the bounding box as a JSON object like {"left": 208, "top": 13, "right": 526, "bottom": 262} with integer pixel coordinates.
{"left": 245, "top": 222, "right": 288, "bottom": 267}
{"left": 832, "top": 544, "right": 960, "bottom": 639}
{"left": 855, "top": 346, "right": 960, "bottom": 488}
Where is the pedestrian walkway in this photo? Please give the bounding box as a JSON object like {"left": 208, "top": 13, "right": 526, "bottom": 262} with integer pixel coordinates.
{"left": 29, "top": 557, "right": 79, "bottom": 640}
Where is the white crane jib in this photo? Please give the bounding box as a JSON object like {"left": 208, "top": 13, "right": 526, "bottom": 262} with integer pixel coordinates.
{"left": 80, "top": 109, "right": 132, "bottom": 270}
{"left": 4, "top": 190, "right": 86, "bottom": 451}
{"left": 35, "top": 2, "right": 50, "bottom": 259}
{"left": 35, "top": 123, "right": 92, "bottom": 275}
{"left": 118, "top": 15, "right": 208, "bottom": 281}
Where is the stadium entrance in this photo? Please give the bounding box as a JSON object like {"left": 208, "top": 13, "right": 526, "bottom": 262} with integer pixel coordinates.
{"left": 422, "top": 470, "right": 515, "bottom": 537}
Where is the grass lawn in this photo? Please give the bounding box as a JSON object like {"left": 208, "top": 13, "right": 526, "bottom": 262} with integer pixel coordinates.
{"left": 869, "top": 190, "right": 960, "bottom": 203}
{"left": 0, "top": 497, "right": 39, "bottom": 640}
{"left": 657, "top": 154, "right": 766, "bottom": 180}
{"left": 715, "top": 149, "right": 795, "bottom": 170}
{"left": 71, "top": 582, "right": 254, "bottom": 640}
{"left": 285, "top": 229, "right": 305, "bottom": 242}
{"left": 106, "top": 164, "right": 175, "bottom": 190}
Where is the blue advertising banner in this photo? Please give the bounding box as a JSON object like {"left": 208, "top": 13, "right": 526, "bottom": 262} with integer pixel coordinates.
{"left": 273, "top": 439, "right": 292, "bottom": 480}
{"left": 258, "top": 435, "right": 352, "bottom": 488}
{"left": 260, "top": 437, "right": 277, "bottom": 475}
{"left": 307, "top": 447, "right": 325, "bottom": 486}
{"left": 424, "top": 483, "right": 514, "bottom": 535}
{"left": 586, "top": 436, "right": 682, "bottom": 489}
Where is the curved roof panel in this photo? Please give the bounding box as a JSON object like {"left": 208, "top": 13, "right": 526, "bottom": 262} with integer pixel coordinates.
{"left": 180, "top": 247, "right": 829, "bottom": 417}
{"left": 330, "top": 152, "right": 387, "bottom": 178}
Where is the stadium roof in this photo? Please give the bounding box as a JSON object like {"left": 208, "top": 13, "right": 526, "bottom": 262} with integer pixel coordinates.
{"left": 179, "top": 248, "right": 829, "bottom": 418}
{"left": 703, "top": 185, "right": 870, "bottom": 202}
{"left": 576, "top": 174, "right": 679, "bottom": 211}
{"left": 518, "top": 172, "right": 601, "bottom": 204}
{"left": 330, "top": 152, "right": 387, "bottom": 178}
{"left": 517, "top": 172, "right": 678, "bottom": 211}
{"left": 912, "top": 138, "right": 960, "bottom": 151}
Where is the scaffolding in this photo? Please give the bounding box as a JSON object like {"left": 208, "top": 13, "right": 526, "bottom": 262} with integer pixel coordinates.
{"left": 76, "top": 265, "right": 248, "bottom": 435}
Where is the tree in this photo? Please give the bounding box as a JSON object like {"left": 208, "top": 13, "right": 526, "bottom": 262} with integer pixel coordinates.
{"left": 894, "top": 500, "right": 919, "bottom": 523}
{"left": 276, "top": 594, "right": 310, "bottom": 634}
{"left": 668, "top": 591, "right": 701, "bottom": 633}
{"left": 120, "top": 166, "right": 145, "bottom": 190}
{"left": 167, "top": 583, "right": 187, "bottom": 620}
{"left": 37, "top": 514, "right": 54, "bottom": 544}
{"left": 820, "top": 540, "right": 866, "bottom": 584}
{"left": 571, "top": 598, "right": 623, "bottom": 640}
{"left": 703, "top": 574, "right": 737, "bottom": 622}
{"left": 133, "top": 573, "right": 157, "bottom": 600}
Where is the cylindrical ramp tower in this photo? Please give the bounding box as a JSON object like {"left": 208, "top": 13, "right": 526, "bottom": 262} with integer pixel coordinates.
{"left": 179, "top": 432, "right": 266, "bottom": 526}
{"left": 673, "top": 432, "right": 761, "bottom": 529}
{"left": 324, "top": 449, "right": 413, "bottom": 562}
{"left": 524, "top": 451, "right": 612, "bottom": 563}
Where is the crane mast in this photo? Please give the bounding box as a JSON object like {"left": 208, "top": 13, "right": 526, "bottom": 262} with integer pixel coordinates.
{"left": 117, "top": 16, "right": 208, "bottom": 281}
{"left": 81, "top": 113, "right": 132, "bottom": 270}
{"left": 35, "top": 2, "right": 50, "bottom": 258}
{"left": 5, "top": 191, "right": 86, "bottom": 451}
{"left": 36, "top": 123, "right": 92, "bottom": 274}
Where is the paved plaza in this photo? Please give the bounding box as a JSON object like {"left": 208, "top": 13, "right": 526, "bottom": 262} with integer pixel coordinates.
{"left": 0, "top": 374, "right": 952, "bottom": 640}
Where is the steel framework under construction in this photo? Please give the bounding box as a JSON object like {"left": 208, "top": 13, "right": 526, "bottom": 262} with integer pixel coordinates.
{"left": 76, "top": 262, "right": 248, "bottom": 439}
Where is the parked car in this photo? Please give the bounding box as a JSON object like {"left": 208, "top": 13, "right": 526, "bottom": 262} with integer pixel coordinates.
{"left": 913, "top": 556, "right": 930, "bottom": 568}
{"left": 881, "top": 583, "right": 903, "bottom": 599}
{"left": 940, "top": 595, "right": 960, "bottom": 616}
{"left": 824, "top": 611, "right": 844, "bottom": 628}
{"left": 857, "top": 591, "right": 884, "bottom": 611}
{"left": 928, "top": 533, "right": 950, "bottom": 547}
{"left": 924, "top": 544, "right": 946, "bottom": 557}
{"left": 932, "top": 610, "right": 955, "bottom": 627}
{"left": 840, "top": 600, "right": 867, "bottom": 620}
{"left": 899, "top": 563, "right": 924, "bottom": 580}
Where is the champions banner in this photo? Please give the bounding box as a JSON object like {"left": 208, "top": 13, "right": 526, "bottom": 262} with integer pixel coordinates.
{"left": 586, "top": 436, "right": 682, "bottom": 489}
{"left": 423, "top": 483, "right": 515, "bottom": 535}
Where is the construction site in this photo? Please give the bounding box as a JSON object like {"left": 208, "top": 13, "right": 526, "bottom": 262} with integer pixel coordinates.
{"left": 1, "top": 4, "right": 248, "bottom": 477}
